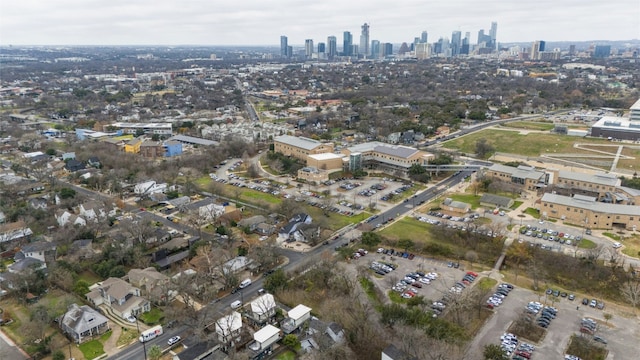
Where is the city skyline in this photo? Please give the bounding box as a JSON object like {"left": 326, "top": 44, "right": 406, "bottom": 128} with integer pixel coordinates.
{"left": 1, "top": 0, "right": 639, "bottom": 46}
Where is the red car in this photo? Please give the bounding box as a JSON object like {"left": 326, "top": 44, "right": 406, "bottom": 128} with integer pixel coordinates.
{"left": 466, "top": 271, "right": 478, "bottom": 277}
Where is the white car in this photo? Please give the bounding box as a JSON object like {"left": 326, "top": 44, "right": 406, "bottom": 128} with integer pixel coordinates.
{"left": 613, "top": 242, "right": 622, "bottom": 249}
{"left": 168, "top": 336, "right": 181, "bottom": 346}
{"left": 126, "top": 315, "right": 136, "bottom": 323}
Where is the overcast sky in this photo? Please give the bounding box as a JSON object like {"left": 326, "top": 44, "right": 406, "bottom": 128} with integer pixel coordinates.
{"left": 2, "top": 0, "right": 639, "bottom": 46}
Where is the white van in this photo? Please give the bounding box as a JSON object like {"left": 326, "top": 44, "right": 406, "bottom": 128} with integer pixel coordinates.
{"left": 239, "top": 278, "right": 252, "bottom": 289}
{"left": 230, "top": 300, "right": 242, "bottom": 309}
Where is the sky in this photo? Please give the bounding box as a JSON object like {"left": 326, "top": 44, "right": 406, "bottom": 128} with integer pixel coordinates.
{"left": 1, "top": 0, "right": 639, "bottom": 46}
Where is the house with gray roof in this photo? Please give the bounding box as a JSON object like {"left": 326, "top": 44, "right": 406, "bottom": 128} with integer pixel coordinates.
{"left": 86, "top": 277, "right": 150, "bottom": 319}
{"left": 60, "top": 303, "right": 109, "bottom": 343}
{"left": 382, "top": 344, "right": 418, "bottom": 360}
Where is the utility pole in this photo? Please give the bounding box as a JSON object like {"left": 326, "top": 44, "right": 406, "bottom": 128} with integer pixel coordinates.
{"left": 135, "top": 316, "right": 148, "bottom": 360}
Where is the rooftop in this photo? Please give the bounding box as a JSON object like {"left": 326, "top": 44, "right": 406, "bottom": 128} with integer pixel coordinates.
{"left": 254, "top": 324, "right": 280, "bottom": 343}
{"left": 557, "top": 170, "right": 621, "bottom": 187}
{"left": 488, "top": 163, "right": 545, "bottom": 180}
{"left": 307, "top": 152, "right": 344, "bottom": 160}
{"left": 287, "top": 304, "right": 312, "bottom": 320}
{"left": 541, "top": 193, "right": 640, "bottom": 216}
{"left": 274, "top": 135, "right": 324, "bottom": 150}
{"left": 168, "top": 135, "right": 218, "bottom": 146}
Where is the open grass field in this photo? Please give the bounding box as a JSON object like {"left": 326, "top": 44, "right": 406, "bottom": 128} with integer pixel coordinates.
{"left": 442, "top": 129, "right": 611, "bottom": 157}
{"left": 448, "top": 193, "right": 482, "bottom": 209}
{"left": 379, "top": 218, "right": 431, "bottom": 242}
{"left": 621, "top": 235, "right": 640, "bottom": 258}
{"left": 501, "top": 121, "right": 555, "bottom": 131}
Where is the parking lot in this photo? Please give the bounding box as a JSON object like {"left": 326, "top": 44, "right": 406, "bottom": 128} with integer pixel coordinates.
{"left": 360, "top": 249, "right": 476, "bottom": 311}
{"left": 467, "top": 285, "right": 639, "bottom": 360}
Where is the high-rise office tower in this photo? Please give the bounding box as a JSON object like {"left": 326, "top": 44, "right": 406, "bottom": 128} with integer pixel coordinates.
{"left": 343, "top": 31, "right": 353, "bottom": 56}
{"left": 569, "top": 44, "right": 576, "bottom": 56}
{"left": 451, "top": 31, "right": 461, "bottom": 56}
{"left": 327, "top": 36, "right": 337, "bottom": 59}
{"left": 359, "top": 23, "right": 370, "bottom": 57}
{"left": 280, "top": 35, "right": 288, "bottom": 58}
{"left": 461, "top": 32, "right": 470, "bottom": 55}
{"left": 490, "top": 21, "right": 498, "bottom": 49}
{"left": 305, "top": 39, "right": 314, "bottom": 58}
{"left": 593, "top": 45, "right": 611, "bottom": 58}
{"left": 371, "top": 40, "right": 380, "bottom": 59}
{"left": 421, "top": 31, "right": 428, "bottom": 43}
{"left": 317, "top": 42, "right": 326, "bottom": 54}
{"left": 531, "top": 40, "right": 545, "bottom": 60}
{"left": 382, "top": 43, "right": 393, "bottom": 57}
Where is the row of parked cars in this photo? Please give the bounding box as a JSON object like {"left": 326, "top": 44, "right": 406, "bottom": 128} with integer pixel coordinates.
{"left": 500, "top": 332, "right": 536, "bottom": 359}
{"left": 369, "top": 260, "right": 397, "bottom": 276}
{"left": 390, "top": 271, "right": 440, "bottom": 300}
{"left": 520, "top": 226, "right": 582, "bottom": 246}
{"left": 449, "top": 271, "right": 478, "bottom": 294}
{"left": 379, "top": 184, "right": 413, "bottom": 201}
{"left": 582, "top": 297, "right": 605, "bottom": 309}
{"left": 377, "top": 247, "right": 416, "bottom": 260}
{"left": 486, "top": 283, "right": 513, "bottom": 309}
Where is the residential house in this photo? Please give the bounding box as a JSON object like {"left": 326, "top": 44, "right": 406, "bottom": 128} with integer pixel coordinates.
{"left": 325, "top": 322, "right": 345, "bottom": 343}
{"left": 173, "top": 340, "right": 226, "bottom": 360}
{"left": 78, "top": 201, "right": 115, "bottom": 222}
{"left": 55, "top": 210, "right": 87, "bottom": 227}
{"left": 237, "top": 215, "right": 267, "bottom": 233}
{"left": 387, "top": 132, "right": 401, "bottom": 144}
{"left": 134, "top": 181, "right": 167, "bottom": 196}
{"left": 127, "top": 267, "right": 171, "bottom": 302}
{"left": 255, "top": 223, "right": 275, "bottom": 236}
{"left": 64, "top": 159, "right": 86, "bottom": 172}
{"left": 215, "top": 311, "right": 243, "bottom": 344}
{"left": 382, "top": 344, "right": 418, "bottom": 360}
{"left": 281, "top": 304, "right": 312, "bottom": 334}
{"left": 62, "top": 152, "right": 76, "bottom": 161}
{"left": 248, "top": 325, "right": 281, "bottom": 358}
{"left": 69, "top": 239, "right": 95, "bottom": 260}
{"left": 14, "top": 241, "right": 57, "bottom": 264}
{"left": 198, "top": 203, "right": 225, "bottom": 222}
{"left": 87, "top": 157, "right": 101, "bottom": 168}
{"left": 86, "top": 277, "right": 150, "bottom": 319}
{"left": 278, "top": 213, "right": 312, "bottom": 243}
{"left": 60, "top": 303, "right": 110, "bottom": 343}
{"left": 0, "top": 221, "right": 33, "bottom": 244}
{"left": 247, "top": 293, "right": 277, "bottom": 325}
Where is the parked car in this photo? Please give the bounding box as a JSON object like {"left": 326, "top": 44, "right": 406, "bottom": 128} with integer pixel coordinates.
{"left": 168, "top": 336, "right": 181, "bottom": 346}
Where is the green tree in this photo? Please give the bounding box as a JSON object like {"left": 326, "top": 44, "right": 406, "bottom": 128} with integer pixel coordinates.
{"left": 52, "top": 350, "right": 66, "bottom": 360}
{"left": 397, "top": 238, "right": 415, "bottom": 251}
{"left": 483, "top": 344, "right": 508, "bottom": 360}
{"left": 361, "top": 232, "right": 382, "bottom": 248}
{"left": 147, "top": 344, "right": 162, "bottom": 360}
{"left": 59, "top": 187, "right": 76, "bottom": 199}
{"left": 475, "top": 138, "right": 495, "bottom": 159}
{"left": 282, "top": 334, "right": 301, "bottom": 350}
{"left": 73, "top": 280, "right": 90, "bottom": 296}
{"left": 264, "top": 268, "right": 288, "bottom": 293}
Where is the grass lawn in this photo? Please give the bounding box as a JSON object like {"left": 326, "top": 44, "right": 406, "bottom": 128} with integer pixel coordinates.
{"left": 578, "top": 239, "right": 597, "bottom": 249}
{"left": 621, "top": 235, "right": 640, "bottom": 258}
{"left": 448, "top": 193, "right": 482, "bottom": 209}
{"left": 116, "top": 328, "right": 139, "bottom": 347}
{"left": 379, "top": 217, "right": 431, "bottom": 241}
{"left": 194, "top": 176, "right": 212, "bottom": 187}
{"left": 139, "top": 308, "right": 164, "bottom": 325}
{"left": 602, "top": 232, "right": 621, "bottom": 241}
{"left": 77, "top": 270, "right": 101, "bottom": 285}
{"left": 99, "top": 330, "right": 112, "bottom": 342}
{"left": 501, "top": 121, "right": 555, "bottom": 131}
{"left": 78, "top": 339, "right": 105, "bottom": 360}
{"left": 442, "top": 129, "right": 610, "bottom": 157}
{"left": 510, "top": 201, "right": 523, "bottom": 210}
{"left": 523, "top": 207, "right": 540, "bottom": 219}
{"left": 477, "top": 277, "right": 498, "bottom": 291}
{"left": 241, "top": 189, "right": 283, "bottom": 205}
{"left": 387, "top": 290, "right": 408, "bottom": 304}
{"left": 274, "top": 350, "right": 296, "bottom": 360}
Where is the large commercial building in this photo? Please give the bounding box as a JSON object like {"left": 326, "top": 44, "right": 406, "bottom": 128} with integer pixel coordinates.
{"left": 106, "top": 122, "right": 172, "bottom": 136}
{"left": 327, "top": 36, "right": 337, "bottom": 59}
{"left": 591, "top": 98, "right": 640, "bottom": 140}
{"left": 540, "top": 193, "right": 640, "bottom": 230}
{"left": 482, "top": 164, "right": 547, "bottom": 191}
{"left": 359, "top": 23, "right": 370, "bottom": 57}
{"left": 343, "top": 31, "right": 353, "bottom": 56}
{"left": 549, "top": 170, "right": 622, "bottom": 201}
{"left": 273, "top": 135, "right": 334, "bottom": 161}
{"left": 342, "top": 142, "right": 434, "bottom": 173}
{"left": 280, "top": 36, "right": 288, "bottom": 58}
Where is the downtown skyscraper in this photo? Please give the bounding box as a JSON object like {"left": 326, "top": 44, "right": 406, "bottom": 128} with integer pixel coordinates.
{"left": 327, "top": 36, "right": 337, "bottom": 59}
{"left": 359, "top": 23, "right": 370, "bottom": 57}
{"left": 343, "top": 31, "right": 353, "bottom": 56}
{"left": 280, "top": 35, "right": 288, "bottom": 58}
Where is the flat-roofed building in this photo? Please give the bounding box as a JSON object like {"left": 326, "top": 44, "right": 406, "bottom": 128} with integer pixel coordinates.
{"left": 540, "top": 193, "right": 640, "bottom": 230}
{"left": 591, "top": 98, "right": 640, "bottom": 141}
{"left": 107, "top": 122, "right": 173, "bottom": 135}
{"left": 341, "top": 142, "right": 434, "bottom": 173}
{"left": 550, "top": 170, "right": 621, "bottom": 201}
{"left": 273, "top": 135, "right": 334, "bottom": 161}
{"left": 483, "top": 164, "right": 546, "bottom": 191}
{"left": 306, "top": 152, "right": 344, "bottom": 171}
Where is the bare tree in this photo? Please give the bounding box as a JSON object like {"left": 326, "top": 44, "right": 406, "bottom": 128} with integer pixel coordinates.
{"left": 621, "top": 279, "right": 640, "bottom": 310}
